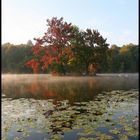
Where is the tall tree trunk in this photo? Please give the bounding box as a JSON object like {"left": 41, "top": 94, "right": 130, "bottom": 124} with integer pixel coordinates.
{"left": 93, "top": 71, "right": 96, "bottom": 76}
{"left": 93, "top": 64, "right": 97, "bottom": 76}
{"left": 33, "top": 68, "right": 38, "bottom": 74}
{"left": 61, "top": 63, "right": 66, "bottom": 75}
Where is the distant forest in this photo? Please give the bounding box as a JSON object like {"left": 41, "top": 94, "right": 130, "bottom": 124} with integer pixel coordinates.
{"left": 2, "top": 41, "right": 138, "bottom": 74}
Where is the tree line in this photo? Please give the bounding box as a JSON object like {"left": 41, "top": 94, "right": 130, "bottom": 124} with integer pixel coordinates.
{"left": 2, "top": 42, "right": 33, "bottom": 73}
{"left": 2, "top": 17, "right": 138, "bottom": 75}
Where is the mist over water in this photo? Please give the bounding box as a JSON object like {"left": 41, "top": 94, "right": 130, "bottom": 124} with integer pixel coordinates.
{"left": 2, "top": 73, "right": 138, "bottom": 103}
{"left": 2, "top": 73, "right": 139, "bottom": 140}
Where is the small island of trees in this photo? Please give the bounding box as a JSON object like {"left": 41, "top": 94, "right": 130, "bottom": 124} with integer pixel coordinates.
{"left": 2, "top": 17, "right": 138, "bottom": 75}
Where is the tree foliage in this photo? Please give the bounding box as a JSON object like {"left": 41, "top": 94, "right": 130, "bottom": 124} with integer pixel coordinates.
{"left": 2, "top": 43, "right": 33, "bottom": 73}
{"left": 2, "top": 18, "right": 138, "bottom": 75}
{"left": 26, "top": 17, "right": 109, "bottom": 75}
{"left": 25, "top": 17, "right": 76, "bottom": 75}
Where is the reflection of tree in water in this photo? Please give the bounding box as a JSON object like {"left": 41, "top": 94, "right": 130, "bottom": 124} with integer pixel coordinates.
{"left": 3, "top": 76, "right": 57, "bottom": 99}
{"left": 3, "top": 77, "right": 101, "bottom": 102}
{"left": 47, "top": 80, "right": 102, "bottom": 103}
{"left": 2, "top": 75, "right": 138, "bottom": 103}
{"left": 2, "top": 84, "right": 138, "bottom": 140}
{"left": 27, "top": 77, "right": 58, "bottom": 99}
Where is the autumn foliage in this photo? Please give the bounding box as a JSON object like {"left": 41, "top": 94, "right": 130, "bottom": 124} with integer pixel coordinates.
{"left": 26, "top": 17, "right": 109, "bottom": 75}
{"left": 26, "top": 59, "right": 40, "bottom": 73}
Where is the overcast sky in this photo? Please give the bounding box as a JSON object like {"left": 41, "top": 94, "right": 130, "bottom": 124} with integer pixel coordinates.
{"left": 2, "top": 0, "right": 138, "bottom": 46}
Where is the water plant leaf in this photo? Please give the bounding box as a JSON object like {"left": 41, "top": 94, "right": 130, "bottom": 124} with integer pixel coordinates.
{"left": 119, "top": 135, "right": 128, "bottom": 140}
{"left": 109, "top": 128, "right": 120, "bottom": 134}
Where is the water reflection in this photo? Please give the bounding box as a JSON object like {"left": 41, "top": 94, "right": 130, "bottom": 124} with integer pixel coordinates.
{"left": 2, "top": 74, "right": 138, "bottom": 103}
{"left": 2, "top": 89, "right": 138, "bottom": 140}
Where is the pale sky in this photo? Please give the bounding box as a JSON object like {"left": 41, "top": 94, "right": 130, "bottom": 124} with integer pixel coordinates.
{"left": 2, "top": 0, "right": 138, "bottom": 46}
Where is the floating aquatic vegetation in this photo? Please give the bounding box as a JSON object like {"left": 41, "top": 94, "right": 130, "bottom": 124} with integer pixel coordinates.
{"left": 2, "top": 89, "right": 138, "bottom": 140}
{"left": 16, "top": 128, "right": 24, "bottom": 132}
{"left": 78, "top": 129, "right": 96, "bottom": 136}
{"left": 96, "top": 133, "right": 113, "bottom": 140}
{"left": 50, "top": 133, "right": 64, "bottom": 140}
{"left": 79, "top": 137, "right": 96, "bottom": 140}
{"left": 109, "top": 128, "right": 120, "bottom": 135}
{"left": 13, "top": 137, "right": 20, "bottom": 140}
{"left": 119, "top": 135, "right": 128, "bottom": 140}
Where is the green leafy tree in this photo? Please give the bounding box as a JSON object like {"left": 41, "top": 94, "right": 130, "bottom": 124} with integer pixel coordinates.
{"left": 71, "top": 29, "right": 109, "bottom": 75}
{"left": 107, "top": 45, "right": 121, "bottom": 72}
{"left": 2, "top": 43, "right": 32, "bottom": 73}
{"left": 27, "top": 40, "right": 34, "bottom": 47}
{"left": 119, "top": 43, "right": 138, "bottom": 72}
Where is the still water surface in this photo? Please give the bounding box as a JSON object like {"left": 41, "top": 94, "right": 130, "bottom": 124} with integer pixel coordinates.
{"left": 2, "top": 73, "right": 138, "bottom": 102}
{"left": 2, "top": 74, "right": 139, "bottom": 140}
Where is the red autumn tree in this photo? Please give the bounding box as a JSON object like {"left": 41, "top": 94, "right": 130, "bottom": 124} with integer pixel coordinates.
{"left": 26, "top": 17, "right": 75, "bottom": 74}
{"left": 26, "top": 59, "right": 40, "bottom": 73}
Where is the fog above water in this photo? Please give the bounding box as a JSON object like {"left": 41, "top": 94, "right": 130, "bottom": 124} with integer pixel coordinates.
{"left": 2, "top": 73, "right": 138, "bottom": 103}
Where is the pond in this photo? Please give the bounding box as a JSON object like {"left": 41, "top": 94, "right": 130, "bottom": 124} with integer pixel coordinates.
{"left": 2, "top": 74, "right": 139, "bottom": 140}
